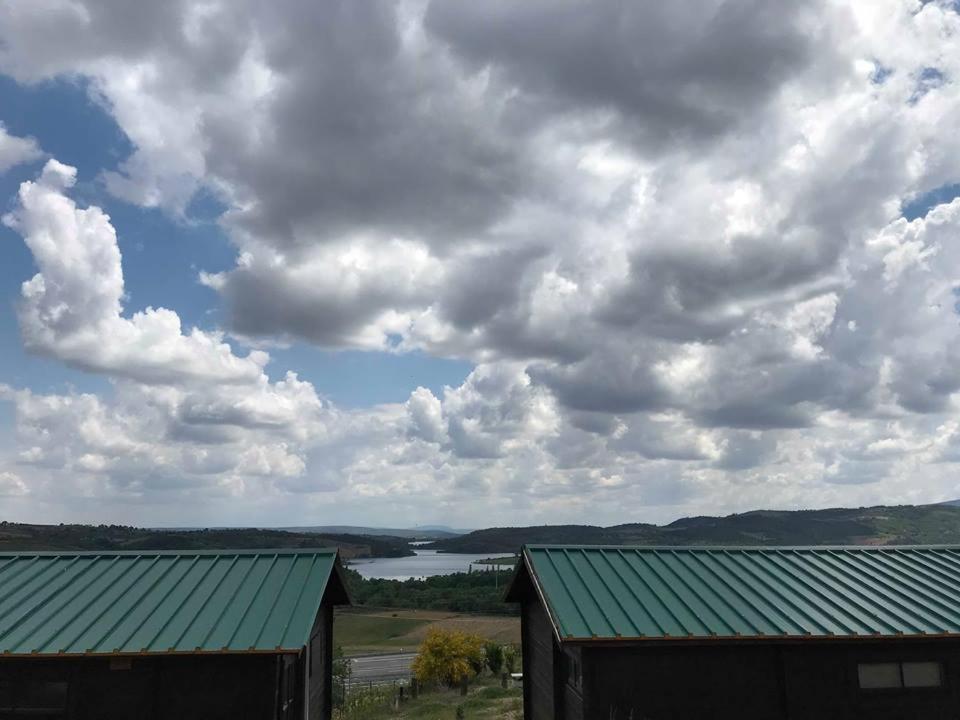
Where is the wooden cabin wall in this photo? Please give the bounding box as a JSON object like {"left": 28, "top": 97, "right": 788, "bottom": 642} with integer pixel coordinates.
{"left": 522, "top": 599, "right": 558, "bottom": 720}
{"left": 581, "top": 643, "right": 783, "bottom": 720}
{"left": 308, "top": 604, "right": 333, "bottom": 720}
{"left": 578, "top": 639, "right": 960, "bottom": 720}
{"left": 0, "top": 654, "right": 281, "bottom": 720}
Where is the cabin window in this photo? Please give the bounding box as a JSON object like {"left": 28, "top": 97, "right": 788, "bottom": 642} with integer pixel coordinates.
{"left": 903, "top": 662, "right": 943, "bottom": 688}
{"left": 858, "top": 661, "right": 943, "bottom": 690}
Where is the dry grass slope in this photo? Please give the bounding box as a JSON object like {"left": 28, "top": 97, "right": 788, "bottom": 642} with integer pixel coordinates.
{"left": 335, "top": 608, "right": 520, "bottom": 655}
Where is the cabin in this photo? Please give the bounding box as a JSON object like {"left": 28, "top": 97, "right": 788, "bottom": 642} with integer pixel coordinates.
{"left": 506, "top": 544, "right": 960, "bottom": 720}
{"left": 0, "top": 548, "right": 351, "bottom": 720}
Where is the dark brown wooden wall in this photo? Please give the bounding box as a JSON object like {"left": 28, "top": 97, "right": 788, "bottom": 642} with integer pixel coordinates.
{"left": 780, "top": 641, "right": 960, "bottom": 720}
{"left": 582, "top": 643, "right": 784, "bottom": 720}
{"left": 0, "top": 655, "right": 283, "bottom": 720}
{"left": 522, "top": 599, "right": 557, "bottom": 720}
{"left": 578, "top": 640, "right": 960, "bottom": 720}
{"left": 308, "top": 604, "right": 333, "bottom": 720}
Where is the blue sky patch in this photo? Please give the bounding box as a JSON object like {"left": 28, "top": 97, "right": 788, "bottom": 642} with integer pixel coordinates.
{"left": 902, "top": 183, "right": 960, "bottom": 220}
{"left": 0, "top": 75, "right": 474, "bottom": 409}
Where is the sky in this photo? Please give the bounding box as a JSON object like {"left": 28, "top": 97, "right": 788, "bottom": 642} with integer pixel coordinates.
{"left": 1, "top": 1, "right": 960, "bottom": 529}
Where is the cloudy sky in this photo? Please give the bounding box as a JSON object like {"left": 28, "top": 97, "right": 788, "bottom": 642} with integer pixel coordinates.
{"left": 1, "top": 1, "right": 960, "bottom": 529}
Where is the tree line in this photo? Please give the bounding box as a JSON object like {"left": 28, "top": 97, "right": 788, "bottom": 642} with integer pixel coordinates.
{"left": 342, "top": 567, "right": 518, "bottom": 615}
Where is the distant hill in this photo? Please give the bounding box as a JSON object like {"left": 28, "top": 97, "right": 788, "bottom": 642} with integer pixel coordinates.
{"left": 426, "top": 505, "right": 960, "bottom": 554}
{"left": 278, "top": 525, "right": 461, "bottom": 539}
{"left": 0, "top": 522, "right": 415, "bottom": 558}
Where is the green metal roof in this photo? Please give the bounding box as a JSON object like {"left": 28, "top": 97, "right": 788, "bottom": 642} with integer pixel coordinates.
{"left": 513, "top": 545, "right": 960, "bottom": 643}
{"left": 0, "top": 548, "right": 349, "bottom": 657}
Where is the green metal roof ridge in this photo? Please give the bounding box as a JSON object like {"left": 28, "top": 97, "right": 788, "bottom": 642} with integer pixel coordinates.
{"left": 523, "top": 544, "right": 960, "bottom": 551}
{"left": 0, "top": 550, "right": 349, "bottom": 656}
{"left": 0, "top": 548, "right": 340, "bottom": 557}
{"left": 518, "top": 545, "right": 960, "bottom": 643}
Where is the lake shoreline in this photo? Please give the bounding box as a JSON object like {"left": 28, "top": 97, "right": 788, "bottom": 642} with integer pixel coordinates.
{"left": 346, "top": 549, "right": 514, "bottom": 580}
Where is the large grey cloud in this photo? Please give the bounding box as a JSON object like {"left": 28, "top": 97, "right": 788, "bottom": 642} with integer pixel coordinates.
{"left": 425, "top": 0, "right": 837, "bottom": 151}
{"left": 2, "top": 0, "right": 960, "bottom": 526}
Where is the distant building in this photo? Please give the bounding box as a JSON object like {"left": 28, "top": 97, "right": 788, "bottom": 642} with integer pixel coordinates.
{"left": 506, "top": 545, "right": 960, "bottom": 720}
{"left": 0, "top": 548, "right": 351, "bottom": 719}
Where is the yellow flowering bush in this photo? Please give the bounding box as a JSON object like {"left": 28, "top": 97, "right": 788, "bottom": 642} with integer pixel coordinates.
{"left": 411, "top": 629, "right": 485, "bottom": 687}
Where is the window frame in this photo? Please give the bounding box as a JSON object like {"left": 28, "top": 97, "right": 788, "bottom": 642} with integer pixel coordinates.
{"left": 856, "top": 660, "right": 946, "bottom": 693}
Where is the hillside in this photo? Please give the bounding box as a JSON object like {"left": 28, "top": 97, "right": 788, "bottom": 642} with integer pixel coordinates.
{"left": 427, "top": 505, "right": 960, "bottom": 553}
{"left": 0, "top": 522, "right": 414, "bottom": 557}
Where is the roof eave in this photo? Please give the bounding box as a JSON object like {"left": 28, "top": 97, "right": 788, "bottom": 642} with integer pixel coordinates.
{"left": 559, "top": 632, "right": 960, "bottom": 647}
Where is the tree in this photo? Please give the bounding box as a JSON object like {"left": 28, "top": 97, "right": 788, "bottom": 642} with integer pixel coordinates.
{"left": 411, "top": 629, "right": 485, "bottom": 688}
{"left": 484, "top": 642, "right": 504, "bottom": 676}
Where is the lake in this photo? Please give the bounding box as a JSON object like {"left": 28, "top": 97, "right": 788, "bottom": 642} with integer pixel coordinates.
{"left": 348, "top": 550, "right": 513, "bottom": 580}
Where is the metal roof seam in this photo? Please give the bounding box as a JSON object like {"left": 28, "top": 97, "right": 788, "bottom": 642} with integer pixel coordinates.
{"left": 278, "top": 554, "right": 320, "bottom": 648}
{"left": 672, "top": 550, "right": 758, "bottom": 635}
{"left": 679, "top": 550, "right": 770, "bottom": 636}
{"left": 0, "top": 555, "right": 88, "bottom": 647}
{"left": 936, "top": 549, "right": 960, "bottom": 567}
{"left": 702, "top": 552, "right": 805, "bottom": 635}
{"left": 79, "top": 555, "right": 164, "bottom": 654}
{"left": 721, "top": 551, "right": 835, "bottom": 635}
{"left": 540, "top": 548, "right": 593, "bottom": 638}
{"left": 251, "top": 554, "right": 301, "bottom": 649}
{"left": 579, "top": 549, "right": 643, "bottom": 637}
{"left": 569, "top": 549, "right": 619, "bottom": 635}
{"left": 603, "top": 549, "right": 666, "bottom": 636}
{"left": 206, "top": 555, "right": 262, "bottom": 651}
{"left": 521, "top": 548, "right": 567, "bottom": 646}
{"left": 0, "top": 551, "right": 343, "bottom": 657}
{"left": 519, "top": 546, "right": 960, "bottom": 643}
{"left": 0, "top": 557, "right": 55, "bottom": 614}
{"left": 784, "top": 551, "right": 920, "bottom": 634}
{"left": 813, "top": 553, "right": 923, "bottom": 633}
{"left": 632, "top": 551, "right": 705, "bottom": 637}
{"left": 918, "top": 549, "right": 960, "bottom": 581}
{"left": 764, "top": 551, "right": 886, "bottom": 634}
{"left": 170, "top": 554, "right": 240, "bottom": 651}
{"left": 821, "top": 551, "right": 957, "bottom": 632}
{"left": 224, "top": 554, "right": 280, "bottom": 650}
{"left": 616, "top": 549, "right": 685, "bottom": 637}
{"left": 33, "top": 555, "right": 149, "bottom": 654}
{"left": 654, "top": 549, "right": 736, "bottom": 636}
{"left": 110, "top": 556, "right": 192, "bottom": 653}
{"left": 0, "top": 548, "right": 337, "bottom": 558}
{"left": 568, "top": 549, "right": 623, "bottom": 637}
{"left": 143, "top": 555, "right": 204, "bottom": 650}
{"left": 0, "top": 557, "right": 21, "bottom": 578}
{"left": 521, "top": 544, "right": 960, "bottom": 552}
{"left": 20, "top": 557, "right": 129, "bottom": 652}
{"left": 887, "top": 549, "right": 960, "bottom": 595}
{"left": 863, "top": 551, "right": 960, "bottom": 619}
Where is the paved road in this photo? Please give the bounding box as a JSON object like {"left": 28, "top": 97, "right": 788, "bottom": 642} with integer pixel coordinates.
{"left": 348, "top": 652, "right": 417, "bottom": 686}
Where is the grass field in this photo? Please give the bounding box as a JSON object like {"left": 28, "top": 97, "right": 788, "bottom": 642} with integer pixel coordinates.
{"left": 335, "top": 607, "right": 521, "bottom": 655}
{"left": 337, "top": 676, "right": 523, "bottom": 719}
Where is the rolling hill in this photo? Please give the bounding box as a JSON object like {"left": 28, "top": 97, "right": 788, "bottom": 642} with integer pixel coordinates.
{"left": 426, "top": 504, "right": 960, "bottom": 553}
{"left": 0, "top": 522, "right": 415, "bottom": 557}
